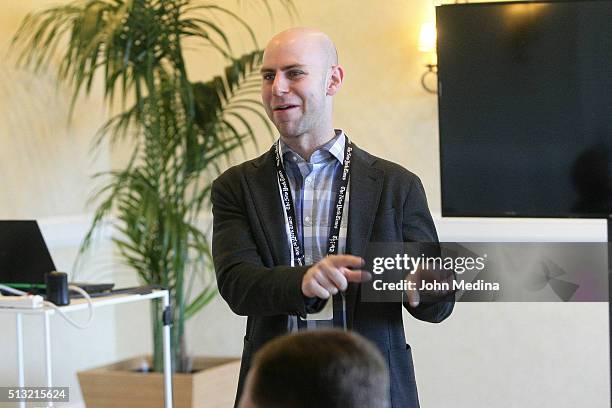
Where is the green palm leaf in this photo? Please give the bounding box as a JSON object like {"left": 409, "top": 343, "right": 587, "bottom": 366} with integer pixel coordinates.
{"left": 12, "top": 0, "right": 295, "bottom": 373}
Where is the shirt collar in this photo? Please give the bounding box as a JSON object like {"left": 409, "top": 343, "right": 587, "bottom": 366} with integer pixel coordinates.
{"left": 278, "top": 129, "right": 346, "bottom": 166}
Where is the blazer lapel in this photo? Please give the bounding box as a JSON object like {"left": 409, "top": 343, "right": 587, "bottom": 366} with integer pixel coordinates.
{"left": 245, "top": 147, "right": 291, "bottom": 266}
{"left": 244, "top": 143, "right": 384, "bottom": 327}
{"left": 346, "top": 145, "right": 384, "bottom": 327}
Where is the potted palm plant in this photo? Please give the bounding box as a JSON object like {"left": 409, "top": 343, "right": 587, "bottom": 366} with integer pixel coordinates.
{"left": 12, "top": 0, "right": 293, "bottom": 406}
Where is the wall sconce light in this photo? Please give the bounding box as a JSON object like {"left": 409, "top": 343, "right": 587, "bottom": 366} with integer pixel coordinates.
{"left": 418, "top": 21, "right": 438, "bottom": 94}
{"left": 418, "top": 1, "right": 468, "bottom": 94}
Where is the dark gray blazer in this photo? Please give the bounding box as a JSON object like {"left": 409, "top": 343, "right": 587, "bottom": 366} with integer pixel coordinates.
{"left": 211, "top": 143, "right": 454, "bottom": 408}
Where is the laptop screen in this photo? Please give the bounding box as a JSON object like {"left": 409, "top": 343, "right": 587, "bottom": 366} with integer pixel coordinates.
{"left": 0, "top": 220, "right": 56, "bottom": 284}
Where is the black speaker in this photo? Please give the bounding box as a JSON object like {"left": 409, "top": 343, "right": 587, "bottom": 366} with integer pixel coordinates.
{"left": 45, "top": 271, "right": 69, "bottom": 306}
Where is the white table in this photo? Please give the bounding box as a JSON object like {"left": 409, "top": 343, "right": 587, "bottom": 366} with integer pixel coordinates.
{"left": 0, "top": 289, "right": 173, "bottom": 408}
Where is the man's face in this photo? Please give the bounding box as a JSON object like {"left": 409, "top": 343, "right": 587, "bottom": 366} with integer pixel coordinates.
{"left": 261, "top": 35, "right": 331, "bottom": 139}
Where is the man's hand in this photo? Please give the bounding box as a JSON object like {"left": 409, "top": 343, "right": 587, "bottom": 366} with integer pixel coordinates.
{"left": 301, "top": 255, "right": 370, "bottom": 299}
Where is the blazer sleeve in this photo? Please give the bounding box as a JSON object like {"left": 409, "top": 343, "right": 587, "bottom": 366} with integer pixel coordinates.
{"left": 211, "top": 171, "right": 311, "bottom": 317}
{"left": 401, "top": 175, "right": 455, "bottom": 323}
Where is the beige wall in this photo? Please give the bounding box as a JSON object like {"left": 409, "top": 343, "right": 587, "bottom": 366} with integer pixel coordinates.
{"left": 0, "top": 0, "right": 443, "bottom": 218}
{"left": 0, "top": 1, "right": 109, "bottom": 219}
{"left": 0, "top": 2, "right": 609, "bottom": 408}
{"left": 181, "top": 0, "right": 444, "bottom": 213}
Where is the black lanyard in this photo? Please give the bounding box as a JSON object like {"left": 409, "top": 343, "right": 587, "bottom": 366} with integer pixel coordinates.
{"left": 274, "top": 136, "right": 353, "bottom": 266}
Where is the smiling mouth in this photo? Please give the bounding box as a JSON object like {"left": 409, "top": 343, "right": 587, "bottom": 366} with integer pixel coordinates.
{"left": 273, "top": 104, "right": 299, "bottom": 111}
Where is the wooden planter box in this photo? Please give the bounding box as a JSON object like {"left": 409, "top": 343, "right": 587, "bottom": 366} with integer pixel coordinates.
{"left": 78, "top": 356, "right": 240, "bottom": 408}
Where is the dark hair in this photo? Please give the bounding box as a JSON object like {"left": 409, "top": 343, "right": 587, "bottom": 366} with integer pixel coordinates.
{"left": 248, "top": 330, "right": 390, "bottom": 408}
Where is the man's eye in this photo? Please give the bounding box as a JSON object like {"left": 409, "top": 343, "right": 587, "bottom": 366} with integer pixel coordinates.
{"left": 288, "top": 70, "right": 304, "bottom": 78}
{"left": 262, "top": 73, "right": 275, "bottom": 81}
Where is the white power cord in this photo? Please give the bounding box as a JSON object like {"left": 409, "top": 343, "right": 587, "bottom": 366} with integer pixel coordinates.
{"left": 0, "top": 283, "right": 94, "bottom": 329}
{"left": 0, "top": 284, "right": 26, "bottom": 296}
{"left": 45, "top": 285, "right": 94, "bottom": 329}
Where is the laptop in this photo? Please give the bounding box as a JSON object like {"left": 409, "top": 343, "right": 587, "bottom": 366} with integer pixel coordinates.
{"left": 0, "top": 220, "right": 114, "bottom": 295}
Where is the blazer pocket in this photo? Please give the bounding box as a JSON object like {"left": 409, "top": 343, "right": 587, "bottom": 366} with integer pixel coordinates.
{"left": 386, "top": 343, "right": 418, "bottom": 408}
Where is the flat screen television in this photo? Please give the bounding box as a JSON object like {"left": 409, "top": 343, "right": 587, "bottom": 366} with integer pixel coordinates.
{"left": 437, "top": 0, "right": 612, "bottom": 218}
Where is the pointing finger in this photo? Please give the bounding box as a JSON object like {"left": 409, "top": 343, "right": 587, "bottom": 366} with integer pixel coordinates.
{"left": 328, "top": 255, "right": 364, "bottom": 269}
{"left": 343, "top": 269, "right": 372, "bottom": 283}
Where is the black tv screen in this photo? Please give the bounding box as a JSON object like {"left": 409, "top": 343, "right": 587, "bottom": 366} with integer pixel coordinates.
{"left": 437, "top": 0, "right": 612, "bottom": 218}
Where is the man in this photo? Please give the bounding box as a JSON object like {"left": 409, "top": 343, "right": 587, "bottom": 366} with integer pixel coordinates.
{"left": 212, "top": 27, "right": 454, "bottom": 408}
{"left": 238, "top": 330, "right": 390, "bottom": 408}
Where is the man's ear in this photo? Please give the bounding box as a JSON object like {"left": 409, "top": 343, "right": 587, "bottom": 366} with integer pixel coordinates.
{"left": 326, "top": 65, "right": 344, "bottom": 96}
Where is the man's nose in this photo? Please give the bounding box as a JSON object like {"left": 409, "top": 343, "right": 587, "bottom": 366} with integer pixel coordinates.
{"left": 272, "top": 74, "right": 289, "bottom": 96}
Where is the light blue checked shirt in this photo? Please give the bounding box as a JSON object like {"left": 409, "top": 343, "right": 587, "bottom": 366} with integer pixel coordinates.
{"left": 278, "top": 129, "right": 349, "bottom": 330}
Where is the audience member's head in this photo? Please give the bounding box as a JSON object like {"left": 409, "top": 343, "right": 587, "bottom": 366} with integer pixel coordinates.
{"left": 239, "top": 329, "right": 390, "bottom": 408}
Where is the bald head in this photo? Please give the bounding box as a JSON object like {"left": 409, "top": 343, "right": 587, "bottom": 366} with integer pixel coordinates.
{"left": 260, "top": 28, "right": 344, "bottom": 151}
{"left": 265, "top": 27, "right": 338, "bottom": 68}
